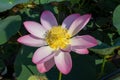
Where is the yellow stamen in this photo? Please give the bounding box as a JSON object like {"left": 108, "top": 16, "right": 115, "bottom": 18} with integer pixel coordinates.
{"left": 45, "top": 26, "right": 71, "bottom": 50}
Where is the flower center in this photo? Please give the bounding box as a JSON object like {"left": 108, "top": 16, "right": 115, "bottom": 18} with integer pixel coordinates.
{"left": 45, "top": 26, "right": 71, "bottom": 50}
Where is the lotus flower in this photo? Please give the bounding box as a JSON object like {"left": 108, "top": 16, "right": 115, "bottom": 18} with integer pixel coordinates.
{"left": 17, "top": 10, "right": 97, "bottom": 74}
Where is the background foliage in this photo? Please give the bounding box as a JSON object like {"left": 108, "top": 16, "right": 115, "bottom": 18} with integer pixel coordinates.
{"left": 0, "top": 0, "right": 120, "bottom": 80}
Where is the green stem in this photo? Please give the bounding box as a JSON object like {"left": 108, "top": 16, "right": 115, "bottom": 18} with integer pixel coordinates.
{"left": 79, "top": 0, "right": 85, "bottom": 9}
{"left": 58, "top": 72, "right": 62, "bottom": 80}
{"left": 17, "top": 31, "right": 22, "bottom": 36}
{"left": 98, "top": 56, "right": 107, "bottom": 79}
{"left": 0, "top": 46, "right": 5, "bottom": 54}
{"left": 101, "top": 56, "right": 106, "bottom": 75}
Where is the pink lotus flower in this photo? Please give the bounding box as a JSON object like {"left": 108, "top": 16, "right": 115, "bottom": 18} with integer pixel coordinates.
{"left": 17, "top": 10, "right": 97, "bottom": 74}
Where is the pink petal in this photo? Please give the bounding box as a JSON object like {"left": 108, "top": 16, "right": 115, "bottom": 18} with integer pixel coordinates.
{"left": 24, "top": 21, "right": 47, "bottom": 38}
{"left": 40, "top": 10, "right": 58, "bottom": 30}
{"left": 36, "top": 58, "right": 55, "bottom": 73}
{"left": 60, "top": 44, "right": 71, "bottom": 52}
{"left": 17, "top": 34, "right": 46, "bottom": 47}
{"left": 62, "top": 14, "right": 80, "bottom": 29}
{"left": 54, "top": 51, "right": 72, "bottom": 74}
{"left": 72, "top": 48, "right": 89, "bottom": 54}
{"left": 71, "top": 35, "right": 98, "bottom": 49}
{"left": 32, "top": 46, "right": 55, "bottom": 64}
{"left": 68, "top": 14, "right": 91, "bottom": 36}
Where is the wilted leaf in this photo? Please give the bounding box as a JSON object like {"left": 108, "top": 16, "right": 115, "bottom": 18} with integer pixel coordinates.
{"left": 90, "top": 46, "right": 119, "bottom": 55}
